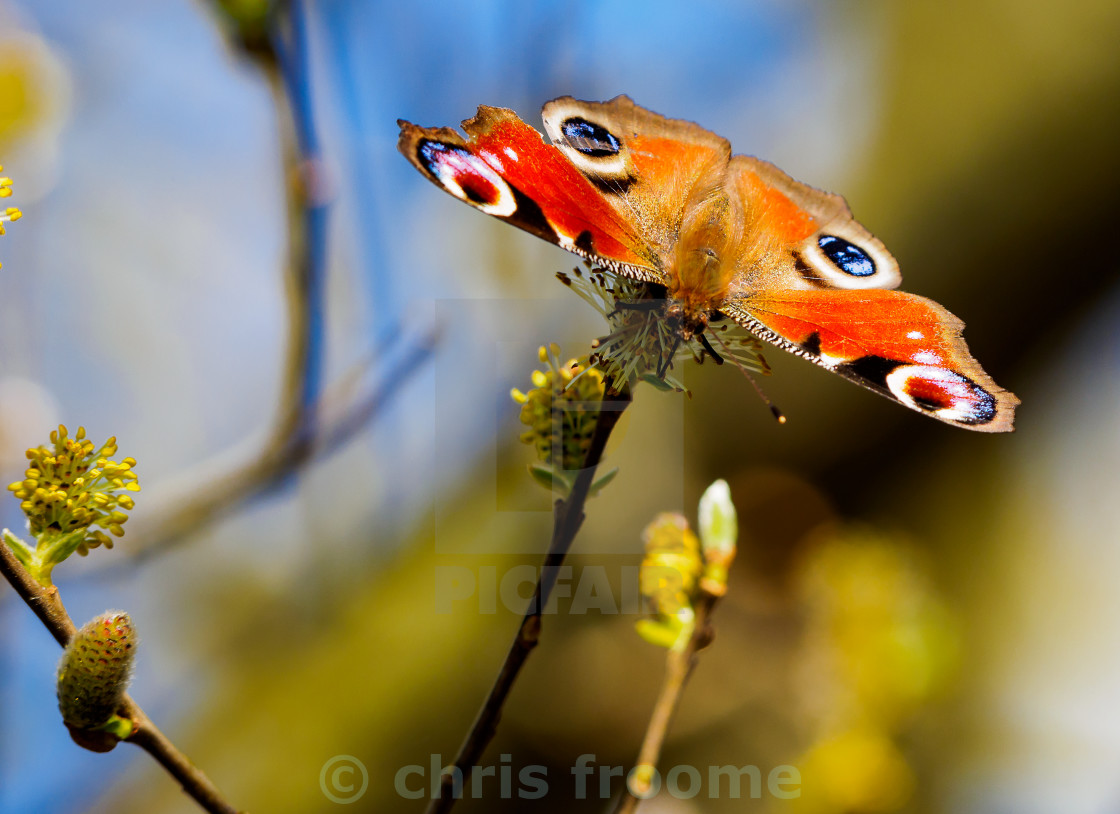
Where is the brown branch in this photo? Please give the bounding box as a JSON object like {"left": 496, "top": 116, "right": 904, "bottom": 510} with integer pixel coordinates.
{"left": 109, "top": 323, "right": 439, "bottom": 567}
{"left": 0, "top": 540, "right": 242, "bottom": 814}
{"left": 613, "top": 591, "right": 720, "bottom": 814}
{"left": 120, "top": 54, "right": 309, "bottom": 553}
{"left": 91, "top": 6, "right": 439, "bottom": 568}
{"left": 425, "top": 383, "right": 631, "bottom": 814}
{"left": 0, "top": 539, "right": 76, "bottom": 646}
{"left": 122, "top": 701, "right": 239, "bottom": 814}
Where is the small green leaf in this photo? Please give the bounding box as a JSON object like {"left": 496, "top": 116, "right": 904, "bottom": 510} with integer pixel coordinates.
{"left": 97, "top": 713, "right": 134, "bottom": 740}
{"left": 588, "top": 466, "right": 619, "bottom": 497}
{"left": 528, "top": 464, "right": 571, "bottom": 497}
{"left": 2, "top": 529, "right": 33, "bottom": 569}
{"left": 635, "top": 619, "right": 682, "bottom": 649}
{"left": 635, "top": 611, "right": 694, "bottom": 651}
{"left": 40, "top": 529, "right": 93, "bottom": 568}
{"left": 638, "top": 373, "right": 676, "bottom": 391}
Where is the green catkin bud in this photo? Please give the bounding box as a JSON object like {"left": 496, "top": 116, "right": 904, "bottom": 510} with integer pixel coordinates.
{"left": 58, "top": 612, "right": 136, "bottom": 734}
{"left": 697, "top": 479, "right": 738, "bottom": 596}
{"left": 639, "top": 512, "right": 703, "bottom": 616}
{"left": 635, "top": 512, "right": 703, "bottom": 649}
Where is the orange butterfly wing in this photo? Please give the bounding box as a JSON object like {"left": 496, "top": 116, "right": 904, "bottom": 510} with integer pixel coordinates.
{"left": 398, "top": 106, "right": 662, "bottom": 281}
{"left": 400, "top": 97, "right": 1018, "bottom": 432}
{"left": 722, "top": 290, "right": 1019, "bottom": 431}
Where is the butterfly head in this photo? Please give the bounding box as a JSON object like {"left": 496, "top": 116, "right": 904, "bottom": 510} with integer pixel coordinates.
{"left": 662, "top": 301, "right": 711, "bottom": 343}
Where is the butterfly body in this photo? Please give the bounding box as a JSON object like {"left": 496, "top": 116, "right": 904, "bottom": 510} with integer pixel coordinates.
{"left": 399, "top": 96, "right": 1018, "bottom": 431}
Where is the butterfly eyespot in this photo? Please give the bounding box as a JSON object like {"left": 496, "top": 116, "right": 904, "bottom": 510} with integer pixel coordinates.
{"left": 818, "top": 235, "right": 876, "bottom": 277}
{"left": 417, "top": 140, "right": 516, "bottom": 216}
{"left": 885, "top": 365, "right": 997, "bottom": 425}
{"left": 560, "top": 117, "right": 622, "bottom": 157}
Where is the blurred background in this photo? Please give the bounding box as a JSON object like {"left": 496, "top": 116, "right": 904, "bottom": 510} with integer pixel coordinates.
{"left": 1, "top": 1, "right": 1118, "bottom": 812}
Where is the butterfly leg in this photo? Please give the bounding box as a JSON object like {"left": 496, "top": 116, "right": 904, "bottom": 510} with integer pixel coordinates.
{"left": 656, "top": 333, "right": 684, "bottom": 379}
{"left": 697, "top": 331, "right": 725, "bottom": 365}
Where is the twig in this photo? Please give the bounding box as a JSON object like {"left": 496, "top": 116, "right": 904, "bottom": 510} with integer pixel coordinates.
{"left": 115, "top": 323, "right": 439, "bottom": 566}
{"left": 613, "top": 591, "right": 720, "bottom": 814}
{"left": 0, "top": 540, "right": 76, "bottom": 647}
{"left": 0, "top": 541, "right": 241, "bottom": 814}
{"left": 425, "top": 382, "right": 631, "bottom": 814}
{"left": 100, "top": 2, "right": 442, "bottom": 564}
{"left": 269, "top": 0, "right": 329, "bottom": 449}
{"left": 115, "top": 0, "right": 327, "bottom": 559}
{"left": 121, "top": 701, "right": 239, "bottom": 814}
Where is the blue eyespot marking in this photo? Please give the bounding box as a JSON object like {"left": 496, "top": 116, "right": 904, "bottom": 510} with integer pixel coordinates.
{"left": 561, "top": 118, "right": 621, "bottom": 157}
{"left": 818, "top": 235, "right": 876, "bottom": 277}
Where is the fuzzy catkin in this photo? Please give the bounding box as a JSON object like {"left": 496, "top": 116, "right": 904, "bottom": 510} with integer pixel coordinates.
{"left": 57, "top": 611, "right": 136, "bottom": 729}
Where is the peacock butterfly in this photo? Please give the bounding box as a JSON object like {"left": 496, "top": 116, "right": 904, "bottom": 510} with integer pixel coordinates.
{"left": 398, "top": 96, "right": 1018, "bottom": 431}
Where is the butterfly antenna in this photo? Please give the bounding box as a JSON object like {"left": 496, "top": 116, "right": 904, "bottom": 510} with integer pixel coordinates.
{"left": 708, "top": 329, "right": 786, "bottom": 425}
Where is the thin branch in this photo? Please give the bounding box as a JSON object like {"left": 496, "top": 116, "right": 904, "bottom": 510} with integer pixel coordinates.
{"left": 270, "top": 0, "right": 329, "bottom": 449}
{"left": 138, "top": 17, "right": 316, "bottom": 522}
{"left": 101, "top": 1, "right": 442, "bottom": 564}
{"left": 0, "top": 539, "right": 76, "bottom": 647}
{"left": 311, "top": 325, "right": 443, "bottom": 460}
{"left": 613, "top": 591, "right": 720, "bottom": 814}
{"left": 111, "top": 0, "right": 326, "bottom": 560}
{"left": 425, "top": 382, "right": 631, "bottom": 814}
{"left": 115, "top": 323, "right": 439, "bottom": 566}
{"left": 121, "top": 701, "right": 240, "bottom": 814}
{"left": 0, "top": 541, "right": 241, "bottom": 814}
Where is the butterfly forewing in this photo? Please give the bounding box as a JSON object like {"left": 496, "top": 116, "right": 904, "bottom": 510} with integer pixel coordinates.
{"left": 542, "top": 96, "right": 732, "bottom": 267}
{"left": 398, "top": 106, "right": 664, "bottom": 282}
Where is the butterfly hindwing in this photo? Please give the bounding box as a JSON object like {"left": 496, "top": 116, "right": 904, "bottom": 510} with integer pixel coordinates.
{"left": 721, "top": 289, "right": 1018, "bottom": 431}
{"left": 723, "top": 155, "right": 902, "bottom": 292}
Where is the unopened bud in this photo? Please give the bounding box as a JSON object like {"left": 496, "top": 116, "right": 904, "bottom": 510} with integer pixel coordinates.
{"left": 58, "top": 611, "right": 136, "bottom": 740}
{"left": 697, "top": 479, "right": 738, "bottom": 595}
